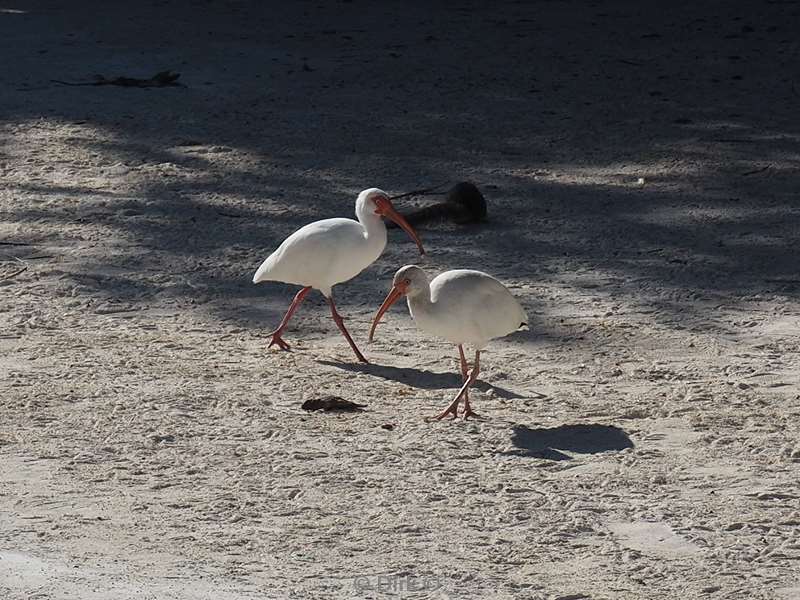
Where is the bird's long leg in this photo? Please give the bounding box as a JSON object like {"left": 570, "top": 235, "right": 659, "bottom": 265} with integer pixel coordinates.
{"left": 460, "top": 350, "right": 481, "bottom": 419}
{"left": 458, "top": 344, "right": 469, "bottom": 381}
{"left": 326, "top": 294, "right": 369, "bottom": 364}
{"left": 433, "top": 347, "right": 480, "bottom": 421}
{"left": 458, "top": 343, "right": 470, "bottom": 407}
{"left": 267, "top": 286, "right": 312, "bottom": 351}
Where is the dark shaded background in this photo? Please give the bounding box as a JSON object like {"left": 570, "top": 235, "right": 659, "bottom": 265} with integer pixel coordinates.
{"left": 2, "top": 1, "right": 798, "bottom": 332}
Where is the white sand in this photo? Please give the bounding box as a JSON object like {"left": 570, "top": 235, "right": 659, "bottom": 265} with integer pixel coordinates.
{"left": 1, "top": 1, "right": 799, "bottom": 598}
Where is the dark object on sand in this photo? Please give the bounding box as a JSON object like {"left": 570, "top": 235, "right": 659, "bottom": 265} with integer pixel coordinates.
{"left": 52, "top": 71, "right": 182, "bottom": 88}
{"left": 386, "top": 182, "right": 487, "bottom": 229}
{"left": 301, "top": 396, "right": 367, "bottom": 412}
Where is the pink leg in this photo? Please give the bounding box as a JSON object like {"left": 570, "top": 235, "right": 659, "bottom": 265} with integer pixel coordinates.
{"left": 458, "top": 344, "right": 470, "bottom": 406}
{"left": 433, "top": 349, "right": 481, "bottom": 420}
{"left": 461, "top": 351, "right": 481, "bottom": 419}
{"left": 267, "top": 286, "right": 312, "bottom": 351}
{"left": 458, "top": 345, "right": 469, "bottom": 381}
{"left": 326, "top": 295, "right": 369, "bottom": 364}
{"left": 435, "top": 345, "right": 470, "bottom": 420}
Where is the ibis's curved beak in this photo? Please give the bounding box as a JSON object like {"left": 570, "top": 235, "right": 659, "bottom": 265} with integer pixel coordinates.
{"left": 377, "top": 198, "right": 425, "bottom": 255}
{"left": 369, "top": 283, "right": 406, "bottom": 342}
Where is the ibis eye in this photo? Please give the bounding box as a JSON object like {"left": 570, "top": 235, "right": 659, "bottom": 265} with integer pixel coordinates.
{"left": 404, "top": 279, "right": 411, "bottom": 286}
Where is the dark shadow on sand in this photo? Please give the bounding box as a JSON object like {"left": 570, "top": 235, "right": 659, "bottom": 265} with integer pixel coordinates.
{"left": 317, "top": 359, "right": 524, "bottom": 400}
{"left": 3, "top": 0, "right": 800, "bottom": 344}
{"left": 510, "top": 424, "right": 633, "bottom": 460}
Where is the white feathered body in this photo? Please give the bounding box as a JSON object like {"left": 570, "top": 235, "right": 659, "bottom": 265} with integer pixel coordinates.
{"left": 408, "top": 269, "right": 527, "bottom": 349}
{"left": 253, "top": 216, "right": 387, "bottom": 297}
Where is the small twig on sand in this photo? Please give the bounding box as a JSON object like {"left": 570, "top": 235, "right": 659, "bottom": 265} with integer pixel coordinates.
{"left": 1, "top": 266, "right": 27, "bottom": 281}
{"left": 389, "top": 181, "right": 450, "bottom": 201}
{"left": 618, "top": 59, "right": 646, "bottom": 67}
{"left": 702, "top": 138, "right": 757, "bottom": 144}
{"left": 51, "top": 70, "right": 182, "bottom": 88}
{"left": 217, "top": 211, "right": 244, "bottom": 218}
{"left": 0, "top": 241, "right": 31, "bottom": 246}
{"left": 741, "top": 164, "right": 771, "bottom": 176}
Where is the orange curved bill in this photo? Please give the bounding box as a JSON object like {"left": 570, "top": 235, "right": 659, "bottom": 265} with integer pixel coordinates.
{"left": 369, "top": 285, "right": 404, "bottom": 342}
{"left": 384, "top": 203, "right": 425, "bottom": 255}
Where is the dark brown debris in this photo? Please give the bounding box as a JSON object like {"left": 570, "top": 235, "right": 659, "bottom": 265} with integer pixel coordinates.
{"left": 301, "top": 396, "right": 367, "bottom": 412}
{"left": 51, "top": 70, "right": 183, "bottom": 88}
{"left": 387, "top": 181, "right": 487, "bottom": 229}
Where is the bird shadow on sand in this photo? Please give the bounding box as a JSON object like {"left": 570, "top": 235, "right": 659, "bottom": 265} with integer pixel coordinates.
{"left": 316, "top": 360, "right": 524, "bottom": 399}
{"left": 509, "top": 424, "right": 634, "bottom": 460}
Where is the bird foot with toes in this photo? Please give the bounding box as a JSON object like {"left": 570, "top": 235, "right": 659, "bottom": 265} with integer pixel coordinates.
{"left": 267, "top": 332, "right": 291, "bottom": 351}
{"left": 431, "top": 395, "right": 467, "bottom": 421}
{"left": 460, "top": 403, "right": 480, "bottom": 420}
{"left": 432, "top": 406, "right": 460, "bottom": 421}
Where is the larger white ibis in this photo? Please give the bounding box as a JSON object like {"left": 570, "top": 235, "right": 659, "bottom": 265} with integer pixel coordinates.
{"left": 369, "top": 265, "right": 526, "bottom": 419}
{"left": 253, "top": 188, "right": 424, "bottom": 363}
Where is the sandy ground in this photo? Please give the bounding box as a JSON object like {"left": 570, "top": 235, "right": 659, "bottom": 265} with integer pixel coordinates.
{"left": 2, "top": 1, "right": 800, "bottom": 598}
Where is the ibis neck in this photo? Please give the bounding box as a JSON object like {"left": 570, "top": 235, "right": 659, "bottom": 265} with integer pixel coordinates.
{"left": 407, "top": 285, "right": 433, "bottom": 315}
{"left": 357, "top": 209, "right": 388, "bottom": 249}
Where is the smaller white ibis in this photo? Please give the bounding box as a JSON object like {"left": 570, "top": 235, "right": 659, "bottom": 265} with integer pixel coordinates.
{"left": 370, "top": 265, "right": 526, "bottom": 419}
{"left": 253, "top": 188, "right": 424, "bottom": 363}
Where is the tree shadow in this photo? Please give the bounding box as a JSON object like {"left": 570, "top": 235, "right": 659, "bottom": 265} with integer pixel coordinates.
{"left": 2, "top": 0, "right": 799, "bottom": 346}
{"left": 509, "top": 424, "right": 634, "bottom": 460}
{"left": 316, "top": 359, "right": 524, "bottom": 399}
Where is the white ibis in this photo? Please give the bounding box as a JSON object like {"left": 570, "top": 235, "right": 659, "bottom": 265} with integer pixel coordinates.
{"left": 369, "top": 265, "right": 526, "bottom": 419}
{"left": 253, "top": 188, "right": 425, "bottom": 363}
